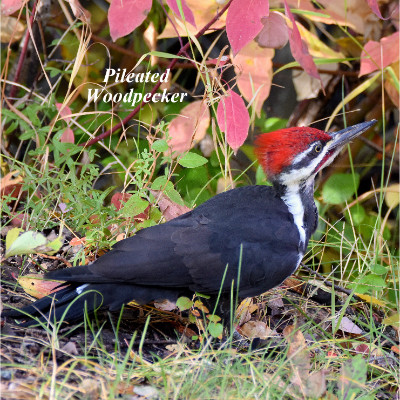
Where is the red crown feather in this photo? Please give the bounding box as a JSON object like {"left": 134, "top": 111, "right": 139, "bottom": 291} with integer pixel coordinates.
{"left": 254, "top": 127, "right": 332, "bottom": 177}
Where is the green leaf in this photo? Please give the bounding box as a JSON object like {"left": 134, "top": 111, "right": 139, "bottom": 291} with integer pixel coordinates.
{"left": 369, "top": 264, "right": 388, "bottom": 275}
{"left": 208, "top": 322, "right": 223, "bottom": 338}
{"left": 176, "top": 296, "right": 193, "bottom": 311}
{"left": 345, "top": 204, "right": 366, "bottom": 225}
{"left": 6, "top": 230, "right": 48, "bottom": 258}
{"left": 152, "top": 139, "right": 169, "bottom": 153}
{"left": 151, "top": 177, "right": 185, "bottom": 206}
{"left": 322, "top": 173, "right": 360, "bottom": 205}
{"left": 351, "top": 274, "right": 387, "bottom": 294}
{"left": 121, "top": 195, "right": 149, "bottom": 217}
{"left": 178, "top": 152, "right": 208, "bottom": 168}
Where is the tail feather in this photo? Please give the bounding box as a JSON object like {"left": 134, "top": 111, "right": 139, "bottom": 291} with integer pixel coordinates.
{"left": 3, "top": 284, "right": 181, "bottom": 327}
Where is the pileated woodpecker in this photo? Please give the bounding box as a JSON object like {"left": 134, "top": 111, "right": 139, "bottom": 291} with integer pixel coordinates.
{"left": 4, "top": 120, "right": 376, "bottom": 326}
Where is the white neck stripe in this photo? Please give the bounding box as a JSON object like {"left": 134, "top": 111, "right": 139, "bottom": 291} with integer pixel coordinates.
{"left": 281, "top": 185, "right": 306, "bottom": 246}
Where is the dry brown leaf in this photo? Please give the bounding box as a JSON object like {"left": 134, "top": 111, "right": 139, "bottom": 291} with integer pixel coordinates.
{"left": 0, "top": 15, "right": 25, "bottom": 43}
{"left": 237, "top": 321, "right": 272, "bottom": 339}
{"left": 154, "top": 299, "right": 177, "bottom": 311}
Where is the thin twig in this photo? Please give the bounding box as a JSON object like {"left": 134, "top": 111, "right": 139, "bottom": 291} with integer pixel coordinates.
{"left": 300, "top": 262, "right": 362, "bottom": 300}
{"left": 9, "top": 1, "right": 38, "bottom": 102}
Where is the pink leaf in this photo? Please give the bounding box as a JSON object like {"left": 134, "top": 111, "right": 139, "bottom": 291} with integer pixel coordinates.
{"left": 108, "top": 0, "right": 152, "bottom": 42}
{"left": 166, "top": 0, "right": 196, "bottom": 27}
{"left": 284, "top": 0, "right": 321, "bottom": 83}
{"left": 226, "top": 0, "right": 269, "bottom": 55}
{"left": 234, "top": 41, "right": 273, "bottom": 116}
{"left": 256, "top": 12, "right": 288, "bottom": 49}
{"left": 1, "top": 0, "right": 24, "bottom": 16}
{"left": 167, "top": 100, "right": 210, "bottom": 155}
{"left": 217, "top": 91, "right": 249, "bottom": 153}
{"left": 366, "top": 0, "right": 389, "bottom": 20}
{"left": 359, "top": 32, "right": 400, "bottom": 76}
{"left": 60, "top": 128, "right": 75, "bottom": 144}
{"left": 56, "top": 103, "right": 72, "bottom": 123}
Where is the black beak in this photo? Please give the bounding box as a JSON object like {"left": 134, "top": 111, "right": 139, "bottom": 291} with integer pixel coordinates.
{"left": 328, "top": 120, "right": 377, "bottom": 150}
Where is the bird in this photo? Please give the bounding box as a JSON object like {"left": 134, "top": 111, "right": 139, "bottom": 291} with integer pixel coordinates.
{"left": 3, "top": 120, "right": 376, "bottom": 327}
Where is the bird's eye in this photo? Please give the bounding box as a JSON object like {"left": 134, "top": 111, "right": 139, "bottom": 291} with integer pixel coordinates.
{"left": 314, "top": 143, "right": 322, "bottom": 153}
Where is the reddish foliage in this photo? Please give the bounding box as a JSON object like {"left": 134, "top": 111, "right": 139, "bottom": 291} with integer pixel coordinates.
{"left": 284, "top": 0, "right": 321, "bottom": 83}
{"left": 216, "top": 90, "right": 249, "bottom": 153}
{"left": 108, "top": 0, "right": 152, "bottom": 42}
{"left": 359, "top": 32, "right": 400, "bottom": 76}
{"left": 166, "top": 0, "right": 196, "bottom": 27}
{"left": 226, "top": 0, "right": 268, "bottom": 55}
{"left": 60, "top": 128, "right": 75, "bottom": 144}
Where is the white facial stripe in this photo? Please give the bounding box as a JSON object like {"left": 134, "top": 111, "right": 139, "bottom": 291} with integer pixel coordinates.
{"left": 291, "top": 145, "right": 315, "bottom": 165}
{"left": 279, "top": 144, "right": 331, "bottom": 186}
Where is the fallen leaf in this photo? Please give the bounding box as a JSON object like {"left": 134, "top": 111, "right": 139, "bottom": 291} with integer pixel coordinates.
{"left": 339, "top": 355, "right": 367, "bottom": 399}
{"left": 61, "top": 341, "right": 79, "bottom": 355}
{"left": 217, "top": 90, "right": 249, "bottom": 153}
{"left": 283, "top": 325, "right": 310, "bottom": 383}
{"left": 167, "top": 100, "right": 210, "bottom": 155}
{"left": 234, "top": 41, "right": 274, "bottom": 116}
{"left": 336, "top": 316, "right": 363, "bottom": 335}
{"left": 154, "top": 299, "right": 176, "bottom": 311}
{"left": 360, "top": 32, "right": 400, "bottom": 76}
{"left": 237, "top": 320, "right": 271, "bottom": 339}
{"left": 18, "top": 274, "right": 64, "bottom": 299}
{"left": 226, "top": 0, "right": 268, "bottom": 55}
{"left": 108, "top": 0, "right": 152, "bottom": 42}
{"left": 5, "top": 228, "right": 63, "bottom": 258}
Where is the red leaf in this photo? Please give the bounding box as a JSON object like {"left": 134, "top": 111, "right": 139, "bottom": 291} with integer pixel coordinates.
{"left": 167, "top": 100, "right": 210, "bottom": 155}
{"left": 0, "top": 0, "right": 24, "bottom": 16}
{"left": 226, "top": 0, "right": 269, "bottom": 55}
{"left": 217, "top": 90, "right": 249, "bottom": 153}
{"left": 166, "top": 0, "right": 196, "bottom": 27}
{"left": 359, "top": 32, "right": 400, "bottom": 76}
{"left": 56, "top": 103, "right": 73, "bottom": 123}
{"left": 256, "top": 11, "right": 288, "bottom": 49}
{"left": 111, "top": 192, "right": 132, "bottom": 211}
{"left": 60, "top": 128, "right": 75, "bottom": 143}
{"left": 284, "top": 0, "right": 321, "bottom": 83}
{"left": 366, "top": 0, "right": 390, "bottom": 20}
{"left": 108, "top": 0, "right": 152, "bottom": 42}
